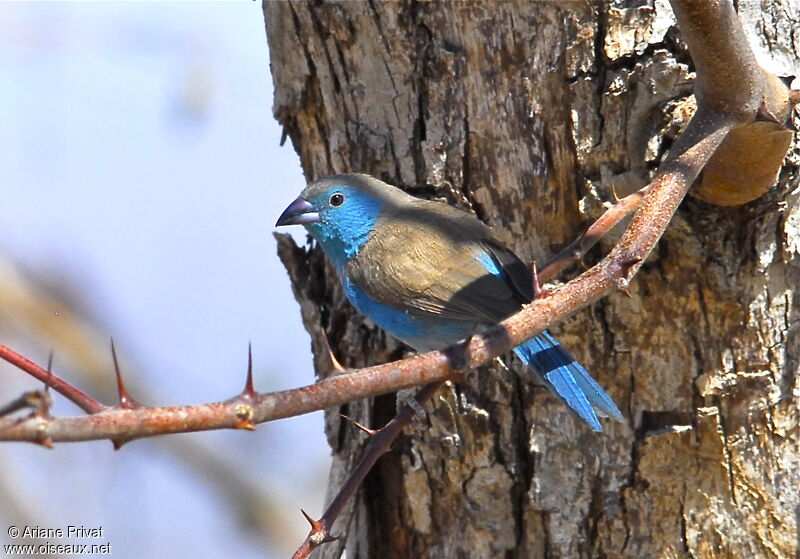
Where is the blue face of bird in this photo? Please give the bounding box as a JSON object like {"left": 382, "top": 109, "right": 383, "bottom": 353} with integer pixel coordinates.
{"left": 276, "top": 185, "right": 382, "bottom": 268}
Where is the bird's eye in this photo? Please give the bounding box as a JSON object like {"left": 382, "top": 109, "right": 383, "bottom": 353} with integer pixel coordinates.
{"left": 329, "top": 192, "right": 345, "bottom": 207}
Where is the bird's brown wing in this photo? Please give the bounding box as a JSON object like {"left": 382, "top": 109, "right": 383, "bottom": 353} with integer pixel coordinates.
{"left": 345, "top": 201, "right": 532, "bottom": 323}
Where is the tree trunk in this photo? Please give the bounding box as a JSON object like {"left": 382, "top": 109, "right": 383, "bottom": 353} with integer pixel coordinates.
{"left": 264, "top": 1, "right": 799, "bottom": 557}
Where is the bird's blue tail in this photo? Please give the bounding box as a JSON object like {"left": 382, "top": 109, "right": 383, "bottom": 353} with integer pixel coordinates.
{"left": 514, "top": 331, "right": 623, "bottom": 431}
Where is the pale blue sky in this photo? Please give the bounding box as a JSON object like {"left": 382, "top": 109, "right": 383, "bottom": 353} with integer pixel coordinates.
{"left": 1, "top": 3, "right": 326, "bottom": 557}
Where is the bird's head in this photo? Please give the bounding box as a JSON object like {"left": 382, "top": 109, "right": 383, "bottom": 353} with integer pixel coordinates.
{"left": 276, "top": 174, "right": 389, "bottom": 268}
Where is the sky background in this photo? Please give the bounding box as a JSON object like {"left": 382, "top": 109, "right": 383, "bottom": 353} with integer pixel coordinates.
{"left": 0, "top": 3, "right": 326, "bottom": 557}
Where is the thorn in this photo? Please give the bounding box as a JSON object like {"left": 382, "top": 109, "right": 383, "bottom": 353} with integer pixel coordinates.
{"left": 340, "top": 414, "right": 377, "bottom": 436}
{"left": 110, "top": 338, "right": 142, "bottom": 410}
{"left": 531, "top": 261, "right": 542, "bottom": 300}
{"left": 755, "top": 98, "right": 782, "bottom": 125}
{"left": 34, "top": 436, "right": 54, "bottom": 449}
{"left": 110, "top": 435, "right": 141, "bottom": 450}
{"left": 242, "top": 343, "right": 257, "bottom": 399}
{"left": 494, "top": 356, "right": 509, "bottom": 371}
{"left": 616, "top": 277, "right": 632, "bottom": 298}
{"left": 530, "top": 261, "right": 552, "bottom": 299}
{"left": 35, "top": 354, "right": 55, "bottom": 418}
{"left": 319, "top": 329, "right": 346, "bottom": 375}
{"left": 42, "top": 351, "right": 54, "bottom": 399}
{"left": 610, "top": 183, "right": 622, "bottom": 204}
{"left": 235, "top": 348, "right": 257, "bottom": 429}
{"left": 300, "top": 510, "right": 336, "bottom": 545}
{"left": 619, "top": 255, "right": 643, "bottom": 276}
{"left": 300, "top": 509, "right": 318, "bottom": 529}
{"left": 234, "top": 420, "right": 256, "bottom": 431}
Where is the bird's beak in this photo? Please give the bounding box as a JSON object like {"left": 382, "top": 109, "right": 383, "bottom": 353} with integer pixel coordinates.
{"left": 275, "top": 196, "right": 320, "bottom": 226}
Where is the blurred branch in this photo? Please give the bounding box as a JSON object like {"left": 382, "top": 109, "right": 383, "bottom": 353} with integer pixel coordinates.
{"left": 0, "top": 258, "right": 311, "bottom": 547}
{"left": 291, "top": 382, "right": 442, "bottom": 559}
{"left": 0, "top": 345, "right": 104, "bottom": 415}
{"left": 0, "top": 259, "right": 119, "bottom": 392}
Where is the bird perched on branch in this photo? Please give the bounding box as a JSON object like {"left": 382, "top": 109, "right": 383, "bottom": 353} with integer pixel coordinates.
{"left": 276, "top": 173, "right": 623, "bottom": 431}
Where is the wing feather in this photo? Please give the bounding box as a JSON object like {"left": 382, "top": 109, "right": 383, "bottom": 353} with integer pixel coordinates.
{"left": 345, "top": 199, "right": 532, "bottom": 323}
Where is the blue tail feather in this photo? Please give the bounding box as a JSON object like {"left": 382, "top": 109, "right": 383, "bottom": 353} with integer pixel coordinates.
{"left": 538, "top": 331, "right": 624, "bottom": 422}
{"left": 514, "top": 331, "right": 623, "bottom": 431}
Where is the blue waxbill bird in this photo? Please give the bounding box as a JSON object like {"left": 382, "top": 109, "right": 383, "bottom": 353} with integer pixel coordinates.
{"left": 276, "top": 173, "right": 623, "bottom": 431}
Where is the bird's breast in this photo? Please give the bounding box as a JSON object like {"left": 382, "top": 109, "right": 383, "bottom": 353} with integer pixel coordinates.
{"left": 341, "top": 274, "right": 475, "bottom": 351}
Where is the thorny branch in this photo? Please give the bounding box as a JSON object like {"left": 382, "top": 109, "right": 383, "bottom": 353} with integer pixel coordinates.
{"left": 537, "top": 187, "right": 648, "bottom": 282}
{"left": 0, "top": 114, "right": 723, "bottom": 442}
{"left": 290, "top": 381, "right": 444, "bottom": 559}
{"left": 0, "top": 0, "right": 797, "bottom": 555}
{"left": 0, "top": 110, "right": 735, "bottom": 445}
{"left": 0, "top": 345, "right": 104, "bottom": 415}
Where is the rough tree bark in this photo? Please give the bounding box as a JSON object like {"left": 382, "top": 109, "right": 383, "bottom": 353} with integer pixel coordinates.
{"left": 264, "top": 1, "right": 799, "bottom": 558}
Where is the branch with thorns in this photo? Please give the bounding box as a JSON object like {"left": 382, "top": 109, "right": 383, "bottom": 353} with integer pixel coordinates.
{"left": 0, "top": 0, "right": 797, "bottom": 556}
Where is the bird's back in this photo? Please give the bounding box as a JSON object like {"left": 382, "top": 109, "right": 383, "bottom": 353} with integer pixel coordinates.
{"left": 345, "top": 193, "right": 534, "bottom": 324}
